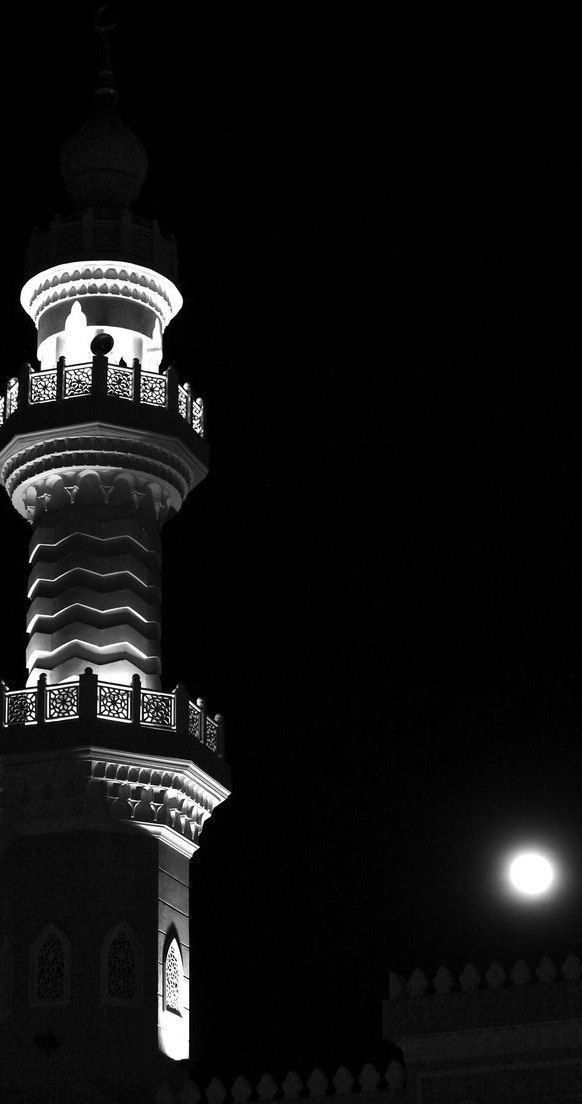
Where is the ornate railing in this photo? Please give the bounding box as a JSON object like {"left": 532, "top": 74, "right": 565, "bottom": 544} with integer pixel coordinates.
{"left": 1, "top": 670, "right": 223, "bottom": 757}
{"left": 0, "top": 357, "right": 204, "bottom": 437}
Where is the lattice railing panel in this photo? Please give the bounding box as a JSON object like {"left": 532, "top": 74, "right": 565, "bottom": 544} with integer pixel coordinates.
{"left": 178, "top": 385, "right": 189, "bottom": 421}
{"left": 1, "top": 677, "right": 223, "bottom": 756}
{"left": 63, "top": 365, "right": 92, "bottom": 398}
{"left": 5, "top": 690, "right": 37, "bottom": 726}
{"left": 30, "top": 371, "right": 57, "bottom": 404}
{"left": 188, "top": 701, "right": 201, "bottom": 742}
{"left": 2, "top": 362, "right": 205, "bottom": 434}
{"left": 45, "top": 683, "right": 79, "bottom": 721}
{"left": 107, "top": 365, "right": 134, "bottom": 400}
{"left": 97, "top": 683, "right": 132, "bottom": 722}
{"left": 205, "top": 717, "right": 221, "bottom": 755}
{"left": 192, "top": 396, "right": 204, "bottom": 436}
{"left": 140, "top": 689, "right": 175, "bottom": 728}
{"left": 6, "top": 381, "right": 18, "bottom": 418}
{"left": 140, "top": 372, "right": 167, "bottom": 407}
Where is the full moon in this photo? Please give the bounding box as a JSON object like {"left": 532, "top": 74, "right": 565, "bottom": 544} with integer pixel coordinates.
{"left": 508, "top": 851, "right": 554, "bottom": 897}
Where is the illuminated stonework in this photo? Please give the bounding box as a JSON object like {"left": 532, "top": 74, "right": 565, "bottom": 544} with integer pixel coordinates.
{"left": 21, "top": 260, "right": 182, "bottom": 373}
{"left": 0, "top": 18, "right": 229, "bottom": 1095}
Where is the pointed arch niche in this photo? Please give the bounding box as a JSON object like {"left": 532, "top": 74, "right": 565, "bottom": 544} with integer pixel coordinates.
{"left": 28, "top": 923, "right": 71, "bottom": 1006}
{"left": 159, "top": 929, "right": 188, "bottom": 1061}
{"left": 163, "top": 934, "right": 184, "bottom": 1016}
{"left": 100, "top": 921, "right": 142, "bottom": 1006}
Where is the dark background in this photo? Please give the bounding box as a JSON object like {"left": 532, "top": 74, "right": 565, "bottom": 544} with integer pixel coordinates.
{"left": 0, "top": 0, "right": 581, "bottom": 1081}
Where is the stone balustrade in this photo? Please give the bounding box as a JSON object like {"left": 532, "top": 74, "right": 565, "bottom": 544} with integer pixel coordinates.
{"left": 0, "top": 668, "right": 224, "bottom": 758}
{"left": 0, "top": 356, "right": 204, "bottom": 437}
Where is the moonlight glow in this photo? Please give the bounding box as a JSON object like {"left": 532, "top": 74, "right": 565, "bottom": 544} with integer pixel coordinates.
{"left": 508, "top": 851, "right": 554, "bottom": 897}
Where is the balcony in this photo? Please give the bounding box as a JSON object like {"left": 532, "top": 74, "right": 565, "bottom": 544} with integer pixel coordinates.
{"left": 0, "top": 358, "right": 203, "bottom": 438}
{"left": 1, "top": 669, "right": 224, "bottom": 759}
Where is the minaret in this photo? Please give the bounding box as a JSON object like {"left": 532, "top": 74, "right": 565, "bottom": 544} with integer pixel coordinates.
{"left": 0, "top": 15, "right": 229, "bottom": 1102}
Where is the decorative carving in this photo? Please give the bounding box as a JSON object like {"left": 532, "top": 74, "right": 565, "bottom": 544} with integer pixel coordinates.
{"left": 107, "top": 365, "right": 134, "bottom": 400}
{"left": 30, "top": 370, "right": 57, "bottom": 404}
{"left": 5, "top": 690, "right": 37, "bottom": 725}
{"left": 35, "top": 931, "right": 65, "bottom": 1002}
{"left": 63, "top": 365, "right": 92, "bottom": 398}
{"left": 97, "top": 683, "right": 132, "bottom": 722}
{"left": 140, "top": 371, "right": 167, "bottom": 407}
{"left": 178, "top": 385, "right": 189, "bottom": 420}
{"left": 206, "top": 718, "right": 220, "bottom": 754}
{"left": 23, "top": 260, "right": 179, "bottom": 331}
{"left": 106, "top": 930, "right": 137, "bottom": 1000}
{"left": 7, "top": 381, "right": 18, "bottom": 418}
{"left": 141, "top": 689, "right": 174, "bottom": 728}
{"left": 192, "top": 396, "right": 204, "bottom": 436}
{"left": 188, "top": 701, "right": 201, "bottom": 742}
{"left": 164, "top": 939, "right": 182, "bottom": 1014}
{"left": 46, "top": 683, "right": 79, "bottom": 721}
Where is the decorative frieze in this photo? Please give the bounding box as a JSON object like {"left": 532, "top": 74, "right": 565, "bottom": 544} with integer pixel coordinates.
{"left": 0, "top": 741, "right": 229, "bottom": 856}
{"left": 21, "top": 259, "right": 182, "bottom": 332}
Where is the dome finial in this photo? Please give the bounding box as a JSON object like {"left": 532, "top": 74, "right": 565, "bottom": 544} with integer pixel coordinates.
{"left": 59, "top": 5, "right": 148, "bottom": 209}
{"left": 93, "top": 5, "right": 118, "bottom": 101}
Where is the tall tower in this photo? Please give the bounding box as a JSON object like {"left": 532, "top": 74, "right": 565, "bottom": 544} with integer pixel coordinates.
{"left": 0, "top": 16, "right": 229, "bottom": 1103}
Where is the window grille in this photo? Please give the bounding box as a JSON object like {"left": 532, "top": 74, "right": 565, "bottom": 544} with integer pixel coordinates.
{"left": 164, "top": 938, "right": 183, "bottom": 1015}
{"left": 29, "top": 925, "right": 70, "bottom": 1005}
{"left": 105, "top": 928, "right": 137, "bottom": 1002}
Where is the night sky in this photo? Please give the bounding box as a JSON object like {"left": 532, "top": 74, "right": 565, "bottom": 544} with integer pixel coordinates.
{"left": 1, "top": 0, "right": 582, "bottom": 1082}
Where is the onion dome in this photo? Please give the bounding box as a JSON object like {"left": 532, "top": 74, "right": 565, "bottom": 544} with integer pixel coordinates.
{"left": 59, "top": 8, "right": 148, "bottom": 210}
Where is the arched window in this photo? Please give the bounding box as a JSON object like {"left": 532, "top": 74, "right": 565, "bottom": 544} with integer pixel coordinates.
{"left": 163, "top": 936, "right": 183, "bottom": 1016}
{"left": 29, "top": 924, "right": 71, "bottom": 1006}
{"left": 101, "top": 922, "right": 141, "bottom": 1005}
{"left": 0, "top": 939, "right": 13, "bottom": 1019}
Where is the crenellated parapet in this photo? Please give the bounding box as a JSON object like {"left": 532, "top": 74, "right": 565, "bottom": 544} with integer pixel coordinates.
{"left": 383, "top": 954, "right": 582, "bottom": 1101}
{"left": 387, "top": 952, "right": 582, "bottom": 1005}
{"left": 152, "top": 1062, "right": 406, "bottom": 1104}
